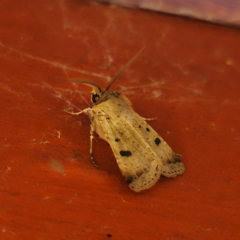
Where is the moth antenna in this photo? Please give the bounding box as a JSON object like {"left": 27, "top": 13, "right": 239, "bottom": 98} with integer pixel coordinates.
{"left": 69, "top": 79, "right": 102, "bottom": 93}
{"left": 105, "top": 47, "right": 145, "bottom": 91}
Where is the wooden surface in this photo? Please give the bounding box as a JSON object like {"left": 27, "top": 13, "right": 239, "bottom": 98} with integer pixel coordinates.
{"left": 0, "top": 0, "right": 240, "bottom": 239}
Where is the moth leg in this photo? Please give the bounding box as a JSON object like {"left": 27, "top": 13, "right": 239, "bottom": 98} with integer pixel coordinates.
{"left": 64, "top": 108, "right": 90, "bottom": 115}
{"left": 142, "top": 117, "right": 157, "bottom": 121}
{"left": 89, "top": 123, "right": 99, "bottom": 169}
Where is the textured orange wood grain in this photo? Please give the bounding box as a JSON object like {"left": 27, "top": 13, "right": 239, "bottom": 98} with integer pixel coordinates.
{"left": 0, "top": 0, "right": 240, "bottom": 239}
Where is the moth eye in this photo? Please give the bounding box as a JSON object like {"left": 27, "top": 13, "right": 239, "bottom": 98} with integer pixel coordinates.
{"left": 92, "top": 93, "right": 100, "bottom": 103}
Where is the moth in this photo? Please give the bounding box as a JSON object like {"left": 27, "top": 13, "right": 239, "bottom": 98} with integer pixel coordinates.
{"left": 68, "top": 49, "right": 185, "bottom": 192}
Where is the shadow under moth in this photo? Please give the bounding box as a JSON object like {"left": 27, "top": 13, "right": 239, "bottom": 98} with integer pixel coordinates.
{"left": 68, "top": 49, "right": 185, "bottom": 192}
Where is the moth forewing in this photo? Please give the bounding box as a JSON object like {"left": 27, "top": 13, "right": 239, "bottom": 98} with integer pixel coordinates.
{"left": 89, "top": 94, "right": 161, "bottom": 192}
{"left": 127, "top": 111, "right": 185, "bottom": 178}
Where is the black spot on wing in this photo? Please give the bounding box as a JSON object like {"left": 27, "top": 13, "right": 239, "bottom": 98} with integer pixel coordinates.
{"left": 146, "top": 127, "right": 150, "bottom": 132}
{"left": 120, "top": 150, "right": 132, "bottom": 157}
{"left": 115, "top": 138, "right": 120, "bottom": 142}
{"left": 154, "top": 137, "right": 161, "bottom": 146}
{"left": 174, "top": 155, "right": 181, "bottom": 163}
{"left": 167, "top": 155, "right": 182, "bottom": 164}
{"left": 136, "top": 168, "right": 148, "bottom": 177}
{"left": 162, "top": 154, "right": 184, "bottom": 176}
{"left": 125, "top": 176, "right": 134, "bottom": 184}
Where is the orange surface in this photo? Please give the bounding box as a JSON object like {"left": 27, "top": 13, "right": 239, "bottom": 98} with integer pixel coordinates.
{"left": 0, "top": 0, "right": 240, "bottom": 239}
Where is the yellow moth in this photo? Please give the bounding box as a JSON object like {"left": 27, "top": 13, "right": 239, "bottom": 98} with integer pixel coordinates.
{"left": 68, "top": 49, "right": 185, "bottom": 192}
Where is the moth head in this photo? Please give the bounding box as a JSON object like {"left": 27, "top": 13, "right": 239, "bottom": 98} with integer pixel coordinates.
{"left": 68, "top": 79, "right": 102, "bottom": 103}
